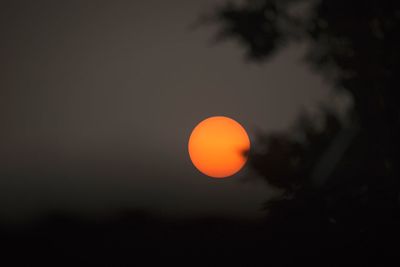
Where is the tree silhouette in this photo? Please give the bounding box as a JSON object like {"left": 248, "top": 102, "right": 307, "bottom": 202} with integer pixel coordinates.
{"left": 214, "top": 0, "right": 400, "bottom": 265}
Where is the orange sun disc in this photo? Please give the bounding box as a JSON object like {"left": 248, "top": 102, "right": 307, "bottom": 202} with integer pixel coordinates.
{"left": 188, "top": 116, "right": 250, "bottom": 178}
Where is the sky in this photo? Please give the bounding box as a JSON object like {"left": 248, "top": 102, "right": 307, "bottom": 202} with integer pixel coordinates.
{"left": 0, "top": 0, "right": 334, "bottom": 221}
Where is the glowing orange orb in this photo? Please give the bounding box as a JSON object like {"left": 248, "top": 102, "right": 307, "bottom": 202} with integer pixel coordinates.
{"left": 188, "top": 116, "right": 250, "bottom": 178}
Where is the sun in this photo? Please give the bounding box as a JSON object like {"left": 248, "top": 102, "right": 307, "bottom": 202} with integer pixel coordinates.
{"left": 188, "top": 116, "right": 250, "bottom": 178}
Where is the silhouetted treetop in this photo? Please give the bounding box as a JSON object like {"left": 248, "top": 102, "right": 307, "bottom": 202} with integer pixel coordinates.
{"left": 214, "top": 0, "right": 400, "bottom": 188}
{"left": 212, "top": 3, "right": 400, "bottom": 265}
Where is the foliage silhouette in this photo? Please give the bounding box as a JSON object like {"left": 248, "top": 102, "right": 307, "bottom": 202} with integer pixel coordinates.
{"left": 214, "top": 0, "right": 400, "bottom": 266}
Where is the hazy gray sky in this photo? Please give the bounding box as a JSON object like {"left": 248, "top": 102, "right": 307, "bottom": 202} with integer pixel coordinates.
{"left": 0, "top": 0, "right": 333, "bottom": 221}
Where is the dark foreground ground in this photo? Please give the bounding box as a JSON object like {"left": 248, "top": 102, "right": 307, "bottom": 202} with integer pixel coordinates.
{"left": 1, "top": 209, "right": 398, "bottom": 267}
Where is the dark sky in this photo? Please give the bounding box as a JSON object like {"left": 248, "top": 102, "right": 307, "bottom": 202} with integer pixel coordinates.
{"left": 0, "top": 0, "right": 337, "bottom": 221}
